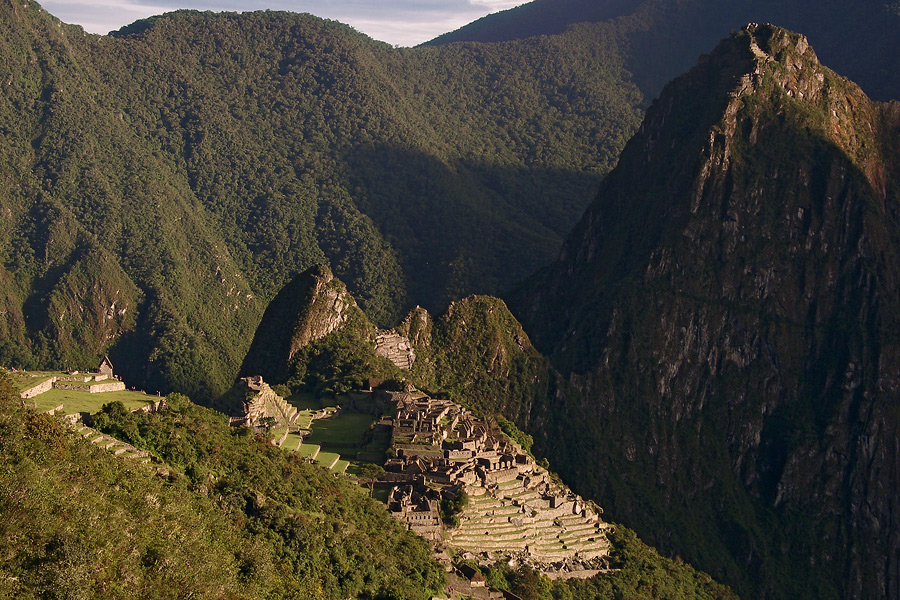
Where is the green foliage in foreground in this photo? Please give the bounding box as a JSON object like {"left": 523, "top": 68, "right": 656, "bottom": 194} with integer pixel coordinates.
{"left": 0, "top": 371, "right": 444, "bottom": 600}
{"left": 472, "top": 527, "right": 738, "bottom": 600}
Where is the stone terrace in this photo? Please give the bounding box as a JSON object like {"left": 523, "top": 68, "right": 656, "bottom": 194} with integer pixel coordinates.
{"left": 446, "top": 478, "right": 610, "bottom": 566}
{"left": 379, "top": 391, "right": 610, "bottom": 574}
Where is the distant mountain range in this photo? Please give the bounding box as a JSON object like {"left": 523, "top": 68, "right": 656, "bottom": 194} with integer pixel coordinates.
{"left": 430, "top": 0, "right": 900, "bottom": 103}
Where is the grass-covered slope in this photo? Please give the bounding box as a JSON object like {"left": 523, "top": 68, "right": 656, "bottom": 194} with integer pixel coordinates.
{"left": 0, "top": 369, "right": 445, "bottom": 599}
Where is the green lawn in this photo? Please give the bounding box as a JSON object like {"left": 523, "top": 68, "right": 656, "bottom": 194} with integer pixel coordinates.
{"left": 286, "top": 393, "right": 321, "bottom": 411}
{"left": 304, "top": 412, "right": 374, "bottom": 446}
{"left": 344, "top": 462, "right": 365, "bottom": 477}
{"left": 294, "top": 411, "right": 315, "bottom": 429}
{"left": 314, "top": 451, "right": 341, "bottom": 469}
{"left": 31, "top": 388, "right": 156, "bottom": 414}
{"left": 9, "top": 371, "right": 66, "bottom": 392}
{"left": 317, "top": 444, "right": 360, "bottom": 456}
{"left": 297, "top": 444, "right": 321, "bottom": 459}
{"left": 332, "top": 459, "right": 350, "bottom": 474}
{"left": 282, "top": 433, "right": 305, "bottom": 452}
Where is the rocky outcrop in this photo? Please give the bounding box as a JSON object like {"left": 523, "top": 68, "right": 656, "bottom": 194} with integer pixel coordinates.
{"left": 512, "top": 24, "right": 900, "bottom": 600}
{"left": 240, "top": 265, "right": 362, "bottom": 382}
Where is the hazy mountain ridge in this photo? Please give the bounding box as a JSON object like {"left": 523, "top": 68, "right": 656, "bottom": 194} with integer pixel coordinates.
{"left": 430, "top": 0, "right": 900, "bottom": 104}
{"left": 510, "top": 24, "right": 900, "bottom": 599}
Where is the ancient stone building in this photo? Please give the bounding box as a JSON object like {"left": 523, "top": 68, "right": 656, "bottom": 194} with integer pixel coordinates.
{"left": 375, "top": 332, "right": 416, "bottom": 369}
{"left": 98, "top": 356, "right": 115, "bottom": 378}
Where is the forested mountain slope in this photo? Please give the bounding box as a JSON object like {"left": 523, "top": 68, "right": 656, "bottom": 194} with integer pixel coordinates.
{"left": 431, "top": 0, "right": 900, "bottom": 103}
{"left": 0, "top": 371, "right": 446, "bottom": 599}
{"left": 510, "top": 24, "right": 900, "bottom": 600}
{"left": 0, "top": 0, "right": 642, "bottom": 398}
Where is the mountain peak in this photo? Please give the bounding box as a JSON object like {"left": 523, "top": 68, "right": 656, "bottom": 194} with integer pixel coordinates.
{"left": 511, "top": 23, "right": 900, "bottom": 599}
{"left": 239, "top": 265, "right": 362, "bottom": 383}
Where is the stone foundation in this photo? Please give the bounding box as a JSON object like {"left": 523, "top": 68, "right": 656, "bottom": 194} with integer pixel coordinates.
{"left": 53, "top": 381, "right": 126, "bottom": 393}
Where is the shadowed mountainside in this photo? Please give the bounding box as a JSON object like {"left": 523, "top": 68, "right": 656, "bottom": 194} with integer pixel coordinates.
{"left": 510, "top": 24, "right": 900, "bottom": 600}
{"left": 430, "top": 0, "right": 900, "bottom": 103}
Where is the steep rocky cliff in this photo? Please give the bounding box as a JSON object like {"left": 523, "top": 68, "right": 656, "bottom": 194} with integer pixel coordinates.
{"left": 512, "top": 24, "right": 900, "bottom": 600}
{"left": 240, "top": 265, "right": 364, "bottom": 383}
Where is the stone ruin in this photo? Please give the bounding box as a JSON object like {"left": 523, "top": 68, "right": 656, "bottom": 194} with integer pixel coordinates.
{"left": 377, "top": 391, "right": 611, "bottom": 576}
{"left": 18, "top": 358, "right": 126, "bottom": 399}
{"left": 228, "top": 375, "right": 308, "bottom": 431}
{"left": 387, "top": 484, "right": 443, "bottom": 541}
{"left": 375, "top": 331, "right": 416, "bottom": 370}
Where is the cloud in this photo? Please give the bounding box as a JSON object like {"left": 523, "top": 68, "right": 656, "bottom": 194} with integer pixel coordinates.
{"left": 40, "top": 0, "right": 529, "bottom": 46}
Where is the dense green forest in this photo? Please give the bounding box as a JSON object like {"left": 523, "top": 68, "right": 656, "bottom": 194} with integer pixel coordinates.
{"left": 4, "top": 0, "right": 899, "bottom": 400}
{"left": 0, "top": 0, "right": 642, "bottom": 399}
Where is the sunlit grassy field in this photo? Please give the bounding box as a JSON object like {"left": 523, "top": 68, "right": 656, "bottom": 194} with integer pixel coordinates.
{"left": 32, "top": 388, "right": 156, "bottom": 414}
{"left": 304, "top": 412, "right": 374, "bottom": 446}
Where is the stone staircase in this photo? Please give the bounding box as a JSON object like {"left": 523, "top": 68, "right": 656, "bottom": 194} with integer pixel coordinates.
{"left": 75, "top": 424, "right": 152, "bottom": 463}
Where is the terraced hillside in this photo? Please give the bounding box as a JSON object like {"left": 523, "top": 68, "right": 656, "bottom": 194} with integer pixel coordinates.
{"left": 379, "top": 391, "right": 610, "bottom": 577}
{"left": 448, "top": 477, "right": 610, "bottom": 571}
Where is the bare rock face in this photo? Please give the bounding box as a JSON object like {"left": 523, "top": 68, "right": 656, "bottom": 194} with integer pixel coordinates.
{"left": 512, "top": 24, "right": 900, "bottom": 600}
{"left": 284, "top": 266, "right": 357, "bottom": 361}
{"left": 240, "top": 265, "right": 361, "bottom": 382}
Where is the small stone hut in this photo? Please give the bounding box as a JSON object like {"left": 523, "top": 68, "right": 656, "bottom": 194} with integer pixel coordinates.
{"left": 98, "top": 356, "right": 114, "bottom": 378}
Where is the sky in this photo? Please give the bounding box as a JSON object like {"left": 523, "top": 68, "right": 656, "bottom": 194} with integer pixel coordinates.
{"left": 39, "top": 0, "right": 529, "bottom": 46}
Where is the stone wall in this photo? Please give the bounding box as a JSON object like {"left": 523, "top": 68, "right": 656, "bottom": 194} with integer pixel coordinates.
{"left": 53, "top": 381, "right": 126, "bottom": 393}
{"left": 445, "top": 449, "right": 474, "bottom": 460}
{"left": 19, "top": 378, "right": 55, "bottom": 399}
{"left": 484, "top": 467, "right": 519, "bottom": 485}
{"left": 18, "top": 375, "right": 125, "bottom": 399}
{"left": 89, "top": 381, "right": 125, "bottom": 393}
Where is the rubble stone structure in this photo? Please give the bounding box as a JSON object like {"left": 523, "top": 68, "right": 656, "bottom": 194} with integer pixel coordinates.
{"left": 375, "top": 332, "right": 416, "bottom": 370}
{"left": 387, "top": 484, "right": 443, "bottom": 541}
{"left": 232, "top": 375, "right": 303, "bottom": 429}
